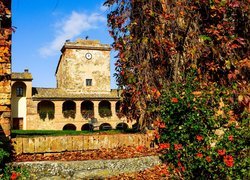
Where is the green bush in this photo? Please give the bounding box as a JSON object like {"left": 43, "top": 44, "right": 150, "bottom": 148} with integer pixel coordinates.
{"left": 1, "top": 165, "right": 29, "bottom": 180}
{"left": 0, "top": 142, "right": 9, "bottom": 164}
{"left": 38, "top": 111, "right": 47, "bottom": 120}
{"left": 63, "top": 110, "right": 76, "bottom": 119}
{"left": 81, "top": 110, "right": 94, "bottom": 119}
{"left": 99, "top": 108, "right": 112, "bottom": 117}
{"left": 158, "top": 72, "right": 249, "bottom": 179}
{"left": 48, "top": 110, "right": 55, "bottom": 120}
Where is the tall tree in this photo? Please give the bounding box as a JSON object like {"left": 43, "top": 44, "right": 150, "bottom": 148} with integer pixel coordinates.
{"left": 105, "top": 0, "right": 249, "bottom": 130}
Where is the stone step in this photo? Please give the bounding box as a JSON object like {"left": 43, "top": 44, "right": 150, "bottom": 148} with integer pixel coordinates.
{"left": 9, "top": 155, "right": 162, "bottom": 179}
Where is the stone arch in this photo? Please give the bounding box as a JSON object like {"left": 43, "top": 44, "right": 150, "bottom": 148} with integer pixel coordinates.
{"left": 62, "top": 100, "right": 76, "bottom": 118}
{"left": 11, "top": 81, "right": 27, "bottom": 97}
{"left": 37, "top": 100, "right": 55, "bottom": 113}
{"left": 81, "top": 123, "right": 93, "bottom": 131}
{"left": 81, "top": 100, "right": 94, "bottom": 119}
{"left": 63, "top": 123, "right": 76, "bottom": 130}
{"left": 99, "top": 123, "right": 112, "bottom": 130}
{"left": 37, "top": 100, "right": 55, "bottom": 120}
{"left": 98, "top": 100, "right": 112, "bottom": 117}
{"left": 116, "top": 123, "right": 128, "bottom": 130}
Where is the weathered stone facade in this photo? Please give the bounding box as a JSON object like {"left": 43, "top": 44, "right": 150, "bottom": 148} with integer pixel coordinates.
{"left": 56, "top": 39, "right": 111, "bottom": 93}
{"left": 0, "top": 0, "right": 11, "bottom": 138}
{"left": 11, "top": 39, "right": 132, "bottom": 131}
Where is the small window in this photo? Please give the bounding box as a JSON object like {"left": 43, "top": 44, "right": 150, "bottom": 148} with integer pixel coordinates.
{"left": 86, "top": 79, "right": 92, "bottom": 86}
{"left": 16, "top": 87, "right": 24, "bottom": 97}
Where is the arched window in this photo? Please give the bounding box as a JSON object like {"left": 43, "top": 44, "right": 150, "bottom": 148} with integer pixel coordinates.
{"left": 62, "top": 100, "right": 76, "bottom": 119}
{"left": 116, "top": 123, "right": 128, "bottom": 130}
{"left": 63, "top": 124, "right": 76, "bottom": 130}
{"left": 98, "top": 100, "right": 112, "bottom": 117}
{"left": 81, "top": 123, "right": 93, "bottom": 131}
{"left": 37, "top": 100, "right": 55, "bottom": 120}
{"left": 81, "top": 100, "right": 94, "bottom": 119}
{"left": 99, "top": 123, "right": 112, "bottom": 130}
{"left": 12, "top": 82, "right": 26, "bottom": 97}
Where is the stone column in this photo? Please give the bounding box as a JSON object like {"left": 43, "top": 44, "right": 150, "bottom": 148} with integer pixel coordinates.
{"left": 111, "top": 101, "right": 117, "bottom": 119}
{"left": 93, "top": 101, "right": 101, "bottom": 119}
{"left": 75, "top": 101, "right": 82, "bottom": 119}
{"left": 54, "top": 101, "right": 63, "bottom": 119}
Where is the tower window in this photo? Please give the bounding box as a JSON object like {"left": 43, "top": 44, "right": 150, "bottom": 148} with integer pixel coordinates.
{"left": 86, "top": 79, "right": 92, "bottom": 86}
{"left": 16, "top": 87, "right": 24, "bottom": 97}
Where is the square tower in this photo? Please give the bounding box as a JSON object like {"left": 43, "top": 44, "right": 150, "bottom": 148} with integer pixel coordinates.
{"left": 55, "top": 39, "right": 111, "bottom": 94}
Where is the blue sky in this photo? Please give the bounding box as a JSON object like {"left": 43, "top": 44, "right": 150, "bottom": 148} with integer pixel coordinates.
{"left": 12, "top": 0, "right": 117, "bottom": 88}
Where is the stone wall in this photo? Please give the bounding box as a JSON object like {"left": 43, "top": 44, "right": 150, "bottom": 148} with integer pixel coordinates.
{"left": 0, "top": 0, "right": 11, "bottom": 138}
{"left": 12, "top": 133, "right": 155, "bottom": 154}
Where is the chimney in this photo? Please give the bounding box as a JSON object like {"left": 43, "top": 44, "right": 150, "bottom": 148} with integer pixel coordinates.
{"left": 24, "top": 69, "right": 29, "bottom": 73}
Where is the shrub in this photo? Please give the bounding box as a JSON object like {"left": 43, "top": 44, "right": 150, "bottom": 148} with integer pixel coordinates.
{"left": 1, "top": 166, "right": 29, "bottom": 180}
{"left": 0, "top": 142, "right": 9, "bottom": 164}
{"left": 48, "top": 110, "right": 55, "bottom": 120}
{"left": 99, "top": 108, "right": 112, "bottom": 117}
{"left": 81, "top": 110, "right": 94, "bottom": 119}
{"left": 63, "top": 110, "right": 76, "bottom": 119}
{"left": 38, "top": 111, "right": 47, "bottom": 120}
{"left": 158, "top": 72, "right": 249, "bottom": 179}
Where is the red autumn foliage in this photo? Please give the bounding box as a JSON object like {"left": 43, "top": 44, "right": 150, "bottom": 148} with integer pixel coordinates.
{"left": 196, "top": 153, "right": 203, "bottom": 158}
{"left": 174, "top": 144, "right": 183, "bottom": 151}
{"left": 223, "top": 155, "right": 234, "bottom": 167}
{"left": 228, "top": 135, "right": 234, "bottom": 141}
{"left": 10, "top": 172, "right": 20, "bottom": 180}
{"left": 171, "top": 98, "right": 179, "bottom": 103}
{"left": 13, "top": 147, "right": 159, "bottom": 162}
{"left": 205, "top": 156, "right": 212, "bottom": 163}
{"left": 196, "top": 135, "right": 203, "bottom": 141}
{"left": 159, "top": 143, "right": 170, "bottom": 150}
{"left": 218, "top": 149, "right": 226, "bottom": 156}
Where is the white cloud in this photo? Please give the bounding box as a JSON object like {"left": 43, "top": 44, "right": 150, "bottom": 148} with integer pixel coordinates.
{"left": 100, "top": 4, "right": 108, "bottom": 12}
{"left": 39, "top": 11, "right": 106, "bottom": 57}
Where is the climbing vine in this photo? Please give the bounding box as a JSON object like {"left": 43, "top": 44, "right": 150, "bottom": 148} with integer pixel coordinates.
{"left": 0, "top": 0, "right": 12, "bottom": 138}
{"left": 105, "top": 0, "right": 249, "bottom": 130}
{"left": 105, "top": 0, "right": 249, "bottom": 178}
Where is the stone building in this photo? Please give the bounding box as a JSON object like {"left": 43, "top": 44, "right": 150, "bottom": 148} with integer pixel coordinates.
{"left": 11, "top": 39, "right": 131, "bottom": 131}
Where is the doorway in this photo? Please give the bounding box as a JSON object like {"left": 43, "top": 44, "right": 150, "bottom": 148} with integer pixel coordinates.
{"left": 13, "top": 118, "right": 23, "bottom": 130}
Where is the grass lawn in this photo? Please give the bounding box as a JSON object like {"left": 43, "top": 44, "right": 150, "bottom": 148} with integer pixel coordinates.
{"left": 11, "top": 129, "right": 127, "bottom": 138}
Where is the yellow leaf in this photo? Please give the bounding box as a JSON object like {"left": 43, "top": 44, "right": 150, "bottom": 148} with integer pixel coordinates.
{"left": 215, "top": 109, "right": 224, "bottom": 117}
{"left": 219, "top": 98, "right": 224, "bottom": 108}
{"left": 238, "top": 95, "right": 243, "bottom": 102}
{"left": 5, "top": 8, "right": 11, "bottom": 15}
{"left": 192, "top": 91, "right": 202, "bottom": 96}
